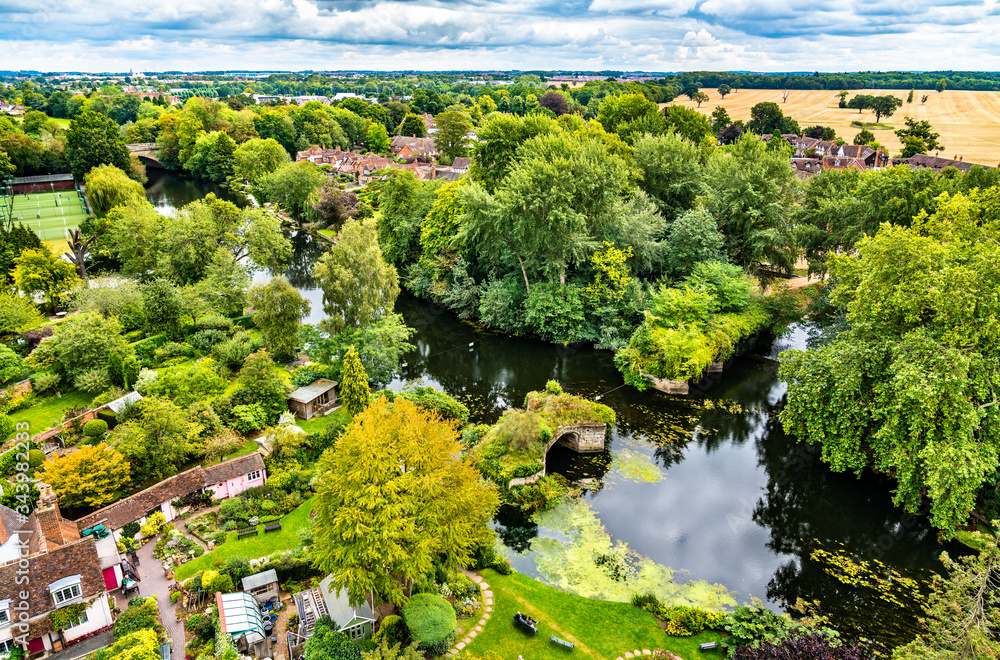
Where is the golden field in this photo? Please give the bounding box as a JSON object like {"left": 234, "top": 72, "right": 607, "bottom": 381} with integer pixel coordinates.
{"left": 664, "top": 88, "right": 1000, "bottom": 166}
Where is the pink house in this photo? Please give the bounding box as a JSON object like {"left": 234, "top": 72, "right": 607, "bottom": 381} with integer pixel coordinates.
{"left": 204, "top": 453, "right": 267, "bottom": 499}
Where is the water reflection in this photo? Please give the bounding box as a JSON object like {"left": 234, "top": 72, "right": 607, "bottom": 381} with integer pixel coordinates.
{"left": 144, "top": 169, "right": 246, "bottom": 215}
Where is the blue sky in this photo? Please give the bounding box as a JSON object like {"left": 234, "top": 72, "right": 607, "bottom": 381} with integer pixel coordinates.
{"left": 3, "top": 0, "right": 1000, "bottom": 72}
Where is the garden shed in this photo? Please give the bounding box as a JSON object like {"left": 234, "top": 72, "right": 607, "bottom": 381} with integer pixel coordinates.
{"left": 218, "top": 591, "right": 268, "bottom": 656}
{"left": 242, "top": 569, "right": 279, "bottom": 603}
{"left": 287, "top": 379, "right": 338, "bottom": 420}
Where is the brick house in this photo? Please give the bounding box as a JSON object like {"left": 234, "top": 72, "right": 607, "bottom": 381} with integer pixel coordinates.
{"left": 390, "top": 136, "right": 437, "bottom": 158}
{"left": 0, "top": 486, "right": 116, "bottom": 657}
{"left": 74, "top": 454, "right": 267, "bottom": 533}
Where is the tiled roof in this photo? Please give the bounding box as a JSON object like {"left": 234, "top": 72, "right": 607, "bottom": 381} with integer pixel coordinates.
{"left": 74, "top": 466, "right": 208, "bottom": 531}
{"left": 0, "top": 537, "right": 105, "bottom": 623}
{"left": 203, "top": 453, "right": 265, "bottom": 486}
{"left": 0, "top": 504, "right": 27, "bottom": 545}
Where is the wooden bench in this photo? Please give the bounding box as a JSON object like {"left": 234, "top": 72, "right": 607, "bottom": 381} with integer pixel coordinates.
{"left": 699, "top": 642, "right": 719, "bottom": 651}
{"left": 237, "top": 527, "right": 258, "bottom": 539}
{"left": 550, "top": 635, "right": 574, "bottom": 651}
{"left": 264, "top": 522, "right": 282, "bottom": 533}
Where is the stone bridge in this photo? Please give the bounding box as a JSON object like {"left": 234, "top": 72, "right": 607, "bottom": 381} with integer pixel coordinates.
{"left": 508, "top": 422, "right": 607, "bottom": 488}
{"left": 127, "top": 142, "right": 166, "bottom": 168}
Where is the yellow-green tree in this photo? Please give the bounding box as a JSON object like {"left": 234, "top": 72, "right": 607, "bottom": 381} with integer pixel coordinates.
{"left": 340, "top": 346, "right": 371, "bottom": 416}
{"left": 13, "top": 246, "right": 81, "bottom": 313}
{"left": 85, "top": 164, "right": 147, "bottom": 218}
{"left": 41, "top": 443, "right": 131, "bottom": 508}
{"left": 313, "top": 397, "right": 499, "bottom": 606}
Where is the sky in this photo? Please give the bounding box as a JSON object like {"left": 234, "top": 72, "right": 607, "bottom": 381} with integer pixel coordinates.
{"left": 3, "top": 0, "right": 1000, "bottom": 73}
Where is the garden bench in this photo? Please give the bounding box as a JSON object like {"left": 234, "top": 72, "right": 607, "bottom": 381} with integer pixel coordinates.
{"left": 237, "top": 527, "right": 258, "bottom": 539}
{"left": 699, "top": 642, "right": 719, "bottom": 651}
{"left": 549, "top": 635, "right": 574, "bottom": 650}
{"left": 514, "top": 613, "right": 537, "bottom": 634}
{"left": 264, "top": 522, "right": 282, "bottom": 533}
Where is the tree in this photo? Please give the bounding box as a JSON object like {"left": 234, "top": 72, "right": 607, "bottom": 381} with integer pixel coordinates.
{"left": 312, "top": 217, "right": 400, "bottom": 334}
{"left": 305, "top": 617, "right": 362, "bottom": 660}
{"left": 633, "top": 131, "right": 707, "bottom": 220}
{"left": 312, "top": 181, "right": 359, "bottom": 230}
{"left": 900, "top": 136, "right": 928, "bottom": 158}
{"left": 853, "top": 129, "right": 875, "bottom": 146}
{"left": 598, "top": 93, "right": 666, "bottom": 143}
{"left": 717, "top": 84, "right": 732, "bottom": 99}
{"left": 780, "top": 189, "right": 1000, "bottom": 535}
{"left": 433, "top": 110, "right": 473, "bottom": 164}
{"left": 0, "top": 345, "right": 23, "bottom": 384}
{"left": 692, "top": 91, "right": 710, "bottom": 108}
{"left": 110, "top": 396, "right": 202, "bottom": 480}
{"left": 0, "top": 289, "right": 42, "bottom": 336}
{"left": 300, "top": 314, "right": 415, "bottom": 388}
{"left": 710, "top": 106, "right": 731, "bottom": 133}
{"left": 935, "top": 78, "right": 947, "bottom": 93}
{"left": 907, "top": 87, "right": 915, "bottom": 104}
{"left": 85, "top": 164, "right": 146, "bottom": 218}
{"left": 847, "top": 94, "right": 874, "bottom": 114}
{"left": 538, "top": 91, "right": 569, "bottom": 116}
{"left": 256, "top": 161, "right": 324, "bottom": 222}
{"left": 25, "top": 313, "right": 128, "bottom": 380}
{"left": 13, "top": 247, "right": 81, "bottom": 313}
{"left": 340, "top": 346, "right": 371, "bottom": 415}
{"left": 895, "top": 117, "right": 944, "bottom": 152}
{"left": 232, "top": 137, "right": 289, "bottom": 184}
{"left": 747, "top": 102, "right": 787, "bottom": 135}
{"left": 870, "top": 95, "right": 903, "bottom": 123}
{"left": 41, "top": 443, "right": 130, "bottom": 509}
{"left": 892, "top": 529, "right": 1000, "bottom": 659}
{"left": 366, "top": 123, "right": 391, "bottom": 154}
{"left": 398, "top": 113, "right": 427, "bottom": 138}
{"left": 248, "top": 276, "right": 311, "bottom": 361}
{"left": 662, "top": 208, "right": 726, "bottom": 278}
{"left": 312, "top": 396, "right": 499, "bottom": 605}
{"left": 65, "top": 111, "right": 130, "bottom": 180}
{"left": 731, "top": 633, "right": 864, "bottom": 660}
{"left": 142, "top": 279, "right": 185, "bottom": 339}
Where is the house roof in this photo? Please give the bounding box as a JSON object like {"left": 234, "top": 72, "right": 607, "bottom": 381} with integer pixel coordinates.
{"left": 75, "top": 466, "right": 208, "bottom": 531}
{"left": 203, "top": 452, "right": 265, "bottom": 486}
{"left": 318, "top": 575, "right": 375, "bottom": 628}
{"left": 288, "top": 378, "right": 338, "bottom": 404}
{"left": 893, "top": 153, "right": 983, "bottom": 172}
{"left": 0, "top": 504, "right": 27, "bottom": 545}
{"left": 242, "top": 569, "right": 278, "bottom": 592}
{"left": 451, "top": 157, "right": 471, "bottom": 169}
{"left": 0, "top": 537, "right": 105, "bottom": 627}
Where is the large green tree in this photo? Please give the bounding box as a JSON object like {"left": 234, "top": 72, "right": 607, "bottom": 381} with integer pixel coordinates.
{"left": 65, "top": 111, "right": 131, "bottom": 180}
{"left": 433, "top": 111, "right": 473, "bottom": 164}
{"left": 312, "top": 396, "right": 499, "bottom": 605}
{"left": 256, "top": 161, "right": 324, "bottom": 222}
{"left": 13, "top": 247, "right": 81, "bottom": 313}
{"left": 85, "top": 164, "right": 147, "bottom": 218}
{"left": 111, "top": 396, "right": 203, "bottom": 480}
{"left": 313, "top": 217, "right": 400, "bottom": 335}
{"left": 248, "top": 276, "right": 311, "bottom": 361}
{"left": 781, "top": 188, "right": 1000, "bottom": 535}
{"left": 232, "top": 137, "right": 290, "bottom": 185}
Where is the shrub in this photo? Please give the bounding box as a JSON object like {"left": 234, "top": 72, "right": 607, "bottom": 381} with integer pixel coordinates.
{"left": 132, "top": 334, "right": 169, "bottom": 366}
{"left": 402, "top": 593, "right": 456, "bottom": 656}
{"left": 114, "top": 597, "right": 161, "bottom": 637}
{"left": 134, "top": 368, "right": 159, "bottom": 395}
{"left": 491, "top": 556, "right": 512, "bottom": 575}
{"left": 0, "top": 415, "right": 16, "bottom": 444}
{"left": 230, "top": 403, "right": 269, "bottom": 434}
{"left": 195, "top": 314, "right": 235, "bottom": 334}
{"left": 190, "top": 329, "right": 228, "bottom": 353}
{"left": 373, "top": 615, "right": 408, "bottom": 647}
{"left": 82, "top": 419, "right": 108, "bottom": 439}
{"left": 74, "top": 368, "right": 112, "bottom": 394}
{"left": 212, "top": 333, "right": 259, "bottom": 370}
{"left": 32, "top": 372, "right": 61, "bottom": 394}
{"left": 122, "top": 521, "right": 141, "bottom": 539}
{"left": 139, "top": 511, "right": 166, "bottom": 538}
{"left": 153, "top": 342, "right": 195, "bottom": 365}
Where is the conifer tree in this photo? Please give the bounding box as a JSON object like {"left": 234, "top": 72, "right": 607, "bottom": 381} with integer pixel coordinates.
{"left": 340, "top": 346, "right": 370, "bottom": 416}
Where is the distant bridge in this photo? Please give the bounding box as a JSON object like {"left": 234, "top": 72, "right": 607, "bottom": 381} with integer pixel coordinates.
{"left": 127, "top": 143, "right": 165, "bottom": 168}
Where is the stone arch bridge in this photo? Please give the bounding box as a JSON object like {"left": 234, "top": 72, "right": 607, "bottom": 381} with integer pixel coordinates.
{"left": 508, "top": 422, "right": 607, "bottom": 488}
{"left": 127, "top": 143, "right": 165, "bottom": 168}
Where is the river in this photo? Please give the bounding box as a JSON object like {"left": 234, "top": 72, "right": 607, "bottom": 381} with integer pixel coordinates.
{"left": 149, "top": 171, "right": 954, "bottom": 655}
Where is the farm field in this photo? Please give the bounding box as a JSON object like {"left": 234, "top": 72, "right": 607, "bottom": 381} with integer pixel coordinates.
{"left": 665, "top": 88, "right": 1000, "bottom": 166}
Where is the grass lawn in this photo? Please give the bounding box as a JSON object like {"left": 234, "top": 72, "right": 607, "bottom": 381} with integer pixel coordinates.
{"left": 175, "top": 498, "right": 314, "bottom": 581}
{"left": 220, "top": 440, "right": 259, "bottom": 462}
{"left": 294, "top": 406, "right": 350, "bottom": 436}
{"left": 9, "top": 389, "right": 93, "bottom": 433}
{"left": 468, "top": 569, "right": 723, "bottom": 660}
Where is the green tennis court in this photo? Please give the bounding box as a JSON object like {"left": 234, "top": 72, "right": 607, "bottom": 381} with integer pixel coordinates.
{"left": 7, "top": 191, "right": 91, "bottom": 241}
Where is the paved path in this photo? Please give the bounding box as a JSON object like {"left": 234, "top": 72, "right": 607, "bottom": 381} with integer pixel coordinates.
{"left": 114, "top": 536, "right": 186, "bottom": 660}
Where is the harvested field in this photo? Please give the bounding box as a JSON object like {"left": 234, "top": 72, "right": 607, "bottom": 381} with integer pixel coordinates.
{"left": 664, "top": 88, "right": 1000, "bottom": 166}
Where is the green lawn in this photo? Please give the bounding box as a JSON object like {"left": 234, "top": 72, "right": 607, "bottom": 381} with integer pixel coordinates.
{"left": 468, "top": 569, "right": 723, "bottom": 660}
{"left": 175, "top": 498, "right": 314, "bottom": 581}
{"left": 9, "top": 390, "right": 93, "bottom": 434}
{"left": 294, "top": 407, "right": 350, "bottom": 436}
{"left": 220, "top": 440, "right": 259, "bottom": 462}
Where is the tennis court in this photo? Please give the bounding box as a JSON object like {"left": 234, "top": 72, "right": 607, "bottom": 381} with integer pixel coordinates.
{"left": 7, "top": 191, "right": 91, "bottom": 241}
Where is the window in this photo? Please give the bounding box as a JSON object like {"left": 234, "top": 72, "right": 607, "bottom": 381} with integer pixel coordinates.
{"left": 49, "top": 576, "right": 83, "bottom": 606}
{"left": 247, "top": 470, "right": 262, "bottom": 481}
{"left": 65, "top": 610, "right": 89, "bottom": 630}
{"left": 0, "top": 608, "right": 9, "bottom": 626}
{"left": 0, "top": 639, "right": 15, "bottom": 654}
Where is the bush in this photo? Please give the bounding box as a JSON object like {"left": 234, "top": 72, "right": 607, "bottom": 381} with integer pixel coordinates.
{"left": 190, "top": 329, "right": 228, "bottom": 353}
{"left": 114, "top": 597, "right": 161, "bottom": 637}
{"left": 491, "top": 556, "right": 512, "bottom": 575}
{"left": 82, "top": 419, "right": 108, "bottom": 439}
{"left": 230, "top": 403, "right": 269, "bottom": 434}
{"left": 153, "top": 342, "right": 195, "bottom": 365}
{"left": 195, "top": 314, "right": 235, "bottom": 334}
{"left": 373, "top": 615, "right": 408, "bottom": 647}
{"left": 74, "top": 368, "right": 112, "bottom": 394}
{"left": 133, "top": 368, "right": 159, "bottom": 395}
{"left": 32, "top": 372, "right": 61, "bottom": 394}
{"left": 132, "top": 334, "right": 169, "bottom": 366}
{"left": 402, "top": 593, "right": 457, "bottom": 656}
{"left": 212, "top": 333, "right": 260, "bottom": 370}
{"left": 122, "top": 521, "right": 141, "bottom": 539}
{"left": 139, "top": 511, "right": 166, "bottom": 538}
{"left": 0, "top": 415, "right": 16, "bottom": 444}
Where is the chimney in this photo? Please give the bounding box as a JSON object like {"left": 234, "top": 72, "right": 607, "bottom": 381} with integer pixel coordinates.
{"left": 34, "top": 482, "right": 67, "bottom": 546}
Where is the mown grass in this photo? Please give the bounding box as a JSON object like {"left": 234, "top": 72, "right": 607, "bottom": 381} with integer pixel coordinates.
{"left": 175, "top": 498, "right": 314, "bottom": 581}
{"left": 9, "top": 389, "right": 93, "bottom": 433}
{"left": 467, "top": 569, "right": 723, "bottom": 660}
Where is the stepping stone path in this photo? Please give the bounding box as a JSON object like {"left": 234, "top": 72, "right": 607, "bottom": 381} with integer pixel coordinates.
{"left": 447, "top": 569, "right": 493, "bottom": 656}
{"left": 617, "top": 650, "right": 654, "bottom": 660}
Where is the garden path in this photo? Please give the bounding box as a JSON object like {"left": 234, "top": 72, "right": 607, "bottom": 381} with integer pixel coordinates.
{"left": 114, "top": 535, "right": 187, "bottom": 660}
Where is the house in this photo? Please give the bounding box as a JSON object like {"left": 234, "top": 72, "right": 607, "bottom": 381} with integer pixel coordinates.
{"left": 241, "top": 569, "right": 279, "bottom": 604}
{"left": 822, "top": 144, "right": 884, "bottom": 170}
{"left": 450, "top": 157, "right": 471, "bottom": 174}
{"left": 0, "top": 486, "right": 117, "bottom": 657}
{"left": 74, "top": 453, "right": 268, "bottom": 532}
{"left": 293, "top": 575, "right": 375, "bottom": 645}
{"left": 890, "top": 152, "right": 985, "bottom": 173}
{"left": 790, "top": 158, "right": 823, "bottom": 178}
{"left": 0, "top": 101, "right": 25, "bottom": 116}
{"left": 390, "top": 136, "right": 437, "bottom": 158}
{"left": 287, "top": 379, "right": 338, "bottom": 420}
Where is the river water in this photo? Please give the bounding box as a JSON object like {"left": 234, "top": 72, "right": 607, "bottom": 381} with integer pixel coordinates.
{"left": 149, "top": 171, "right": 953, "bottom": 654}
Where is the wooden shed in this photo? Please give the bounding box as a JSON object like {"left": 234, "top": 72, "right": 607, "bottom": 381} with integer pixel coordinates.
{"left": 287, "top": 379, "right": 338, "bottom": 420}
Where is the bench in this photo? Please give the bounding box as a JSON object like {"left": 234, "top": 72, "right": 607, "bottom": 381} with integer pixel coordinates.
{"left": 699, "top": 642, "right": 719, "bottom": 651}
{"left": 237, "top": 527, "right": 258, "bottom": 539}
{"left": 550, "top": 635, "right": 574, "bottom": 651}
{"left": 264, "top": 522, "right": 282, "bottom": 533}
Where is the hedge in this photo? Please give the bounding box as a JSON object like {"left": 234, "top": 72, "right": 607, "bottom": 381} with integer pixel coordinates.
{"left": 402, "top": 593, "right": 456, "bottom": 656}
